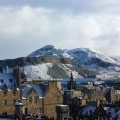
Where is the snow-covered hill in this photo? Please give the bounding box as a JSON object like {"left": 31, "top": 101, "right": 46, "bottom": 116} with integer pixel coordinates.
{"left": 28, "top": 45, "right": 120, "bottom": 72}
{"left": 68, "top": 48, "right": 120, "bottom": 71}
{"left": 22, "top": 63, "right": 82, "bottom": 80}
{"left": 1, "top": 45, "right": 120, "bottom": 81}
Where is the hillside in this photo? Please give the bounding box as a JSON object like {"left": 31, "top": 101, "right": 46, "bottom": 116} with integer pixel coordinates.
{"left": 28, "top": 45, "right": 120, "bottom": 72}
{"left": 0, "top": 45, "right": 120, "bottom": 80}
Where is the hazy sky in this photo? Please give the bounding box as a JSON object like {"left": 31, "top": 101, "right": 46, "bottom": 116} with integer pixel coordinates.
{"left": 0, "top": 0, "right": 120, "bottom": 59}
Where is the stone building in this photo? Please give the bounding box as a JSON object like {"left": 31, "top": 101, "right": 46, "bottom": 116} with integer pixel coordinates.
{"left": 0, "top": 66, "right": 63, "bottom": 119}
{"left": 89, "top": 87, "right": 105, "bottom": 102}
{"left": 0, "top": 72, "right": 21, "bottom": 115}
{"left": 22, "top": 84, "right": 45, "bottom": 115}
{"left": 22, "top": 81, "right": 63, "bottom": 119}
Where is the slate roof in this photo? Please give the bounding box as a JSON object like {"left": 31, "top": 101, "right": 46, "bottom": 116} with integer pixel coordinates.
{"left": 22, "top": 84, "right": 48, "bottom": 99}
{"left": 0, "top": 73, "right": 16, "bottom": 89}
{"left": 79, "top": 104, "right": 120, "bottom": 119}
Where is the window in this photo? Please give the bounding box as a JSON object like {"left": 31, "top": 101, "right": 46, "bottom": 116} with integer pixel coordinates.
{"left": 28, "top": 96, "right": 32, "bottom": 103}
{"left": 3, "top": 99, "right": 7, "bottom": 106}
{"left": 39, "top": 106, "right": 43, "bottom": 113}
{"left": 13, "top": 90, "right": 16, "bottom": 95}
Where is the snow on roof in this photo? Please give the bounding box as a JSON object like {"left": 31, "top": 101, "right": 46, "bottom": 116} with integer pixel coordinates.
{"left": 80, "top": 105, "right": 96, "bottom": 116}
{"left": 80, "top": 104, "right": 120, "bottom": 119}
{"left": 115, "top": 90, "right": 120, "bottom": 94}
{"left": 15, "top": 100, "right": 23, "bottom": 106}
{"left": 93, "top": 81, "right": 105, "bottom": 85}
{"left": 56, "top": 104, "right": 68, "bottom": 107}
{"left": 0, "top": 73, "right": 16, "bottom": 89}
{"left": 33, "top": 84, "right": 47, "bottom": 98}
{"left": 104, "top": 107, "right": 120, "bottom": 118}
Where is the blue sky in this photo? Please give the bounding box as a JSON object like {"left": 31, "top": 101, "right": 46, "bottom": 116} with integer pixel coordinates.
{"left": 0, "top": 0, "right": 120, "bottom": 59}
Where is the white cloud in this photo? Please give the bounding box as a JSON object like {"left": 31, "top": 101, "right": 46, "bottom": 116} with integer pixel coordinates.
{"left": 0, "top": 5, "right": 120, "bottom": 59}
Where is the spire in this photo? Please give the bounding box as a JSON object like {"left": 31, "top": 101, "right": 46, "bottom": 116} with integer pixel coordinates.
{"left": 70, "top": 71, "right": 73, "bottom": 82}
{"left": 67, "top": 71, "right": 76, "bottom": 90}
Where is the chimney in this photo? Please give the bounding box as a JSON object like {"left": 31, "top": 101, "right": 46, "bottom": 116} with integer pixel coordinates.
{"left": 48, "top": 80, "right": 58, "bottom": 90}
{"left": 13, "top": 66, "right": 21, "bottom": 88}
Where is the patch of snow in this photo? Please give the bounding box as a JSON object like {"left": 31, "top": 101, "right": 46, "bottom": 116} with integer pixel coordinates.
{"left": 93, "top": 81, "right": 105, "bottom": 85}
{"left": 23, "top": 63, "right": 81, "bottom": 81}
{"left": 58, "top": 64, "right": 82, "bottom": 78}
{"left": 115, "top": 90, "right": 120, "bottom": 94}
{"left": 24, "top": 63, "right": 53, "bottom": 80}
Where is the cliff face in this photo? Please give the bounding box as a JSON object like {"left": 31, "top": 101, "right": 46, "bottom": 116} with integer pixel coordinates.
{"left": 0, "top": 55, "right": 74, "bottom": 67}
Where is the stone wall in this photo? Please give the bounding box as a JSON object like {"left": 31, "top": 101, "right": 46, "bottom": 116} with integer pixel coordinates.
{"left": 0, "top": 90, "right": 21, "bottom": 115}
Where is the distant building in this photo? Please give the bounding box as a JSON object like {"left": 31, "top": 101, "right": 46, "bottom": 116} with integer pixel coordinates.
{"left": 106, "top": 87, "right": 120, "bottom": 103}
